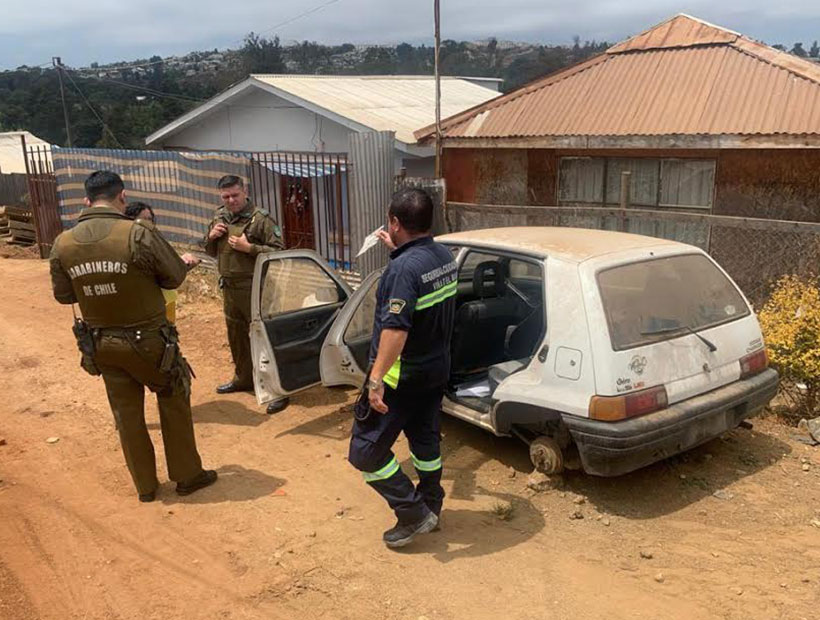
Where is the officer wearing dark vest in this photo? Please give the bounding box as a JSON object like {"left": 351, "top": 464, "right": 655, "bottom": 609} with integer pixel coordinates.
{"left": 49, "top": 171, "right": 217, "bottom": 502}
{"left": 204, "top": 175, "right": 287, "bottom": 414}
{"left": 348, "top": 188, "right": 457, "bottom": 548}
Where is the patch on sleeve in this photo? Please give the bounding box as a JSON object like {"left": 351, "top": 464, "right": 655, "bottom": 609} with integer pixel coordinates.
{"left": 388, "top": 298, "right": 406, "bottom": 314}
{"left": 273, "top": 224, "right": 282, "bottom": 238}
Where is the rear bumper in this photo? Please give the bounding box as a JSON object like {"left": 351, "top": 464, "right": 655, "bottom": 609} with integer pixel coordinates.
{"left": 563, "top": 369, "right": 779, "bottom": 477}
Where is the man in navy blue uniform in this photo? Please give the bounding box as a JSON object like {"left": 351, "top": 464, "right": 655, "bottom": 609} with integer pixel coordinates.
{"left": 348, "top": 188, "right": 457, "bottom": 548}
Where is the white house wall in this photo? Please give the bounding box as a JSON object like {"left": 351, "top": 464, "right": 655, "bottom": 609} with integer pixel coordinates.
{"left": 160, "top": 86, "right": 436, "bottom": 175}
{"left": 161, "top": 87, "right": 352, "bottom": 153}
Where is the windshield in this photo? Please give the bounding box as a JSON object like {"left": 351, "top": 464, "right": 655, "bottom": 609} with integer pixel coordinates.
{"left": 598, "top": 254, "right": 750, "bottom": 351}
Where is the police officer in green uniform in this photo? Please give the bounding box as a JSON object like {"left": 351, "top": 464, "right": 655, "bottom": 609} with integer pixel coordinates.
{"left": 50, "top": 171, "right": 217, "bottom": 503}
{"left": 204, "top": 175, "right": 288, "bottom": 414}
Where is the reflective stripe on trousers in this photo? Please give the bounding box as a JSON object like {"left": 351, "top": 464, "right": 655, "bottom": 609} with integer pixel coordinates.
{"left": 411, "top": 452, "right": 442, "bottom": 472}
{"left": 362, "top": 456, "right": 400, "bottom": 482}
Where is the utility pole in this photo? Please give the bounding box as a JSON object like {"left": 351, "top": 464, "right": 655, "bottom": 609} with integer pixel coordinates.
{"left": 434, "top": 0, "right": 442, "bottom": 178}
{"left": 53, "top": 57, "right": 72, "bottom": 147}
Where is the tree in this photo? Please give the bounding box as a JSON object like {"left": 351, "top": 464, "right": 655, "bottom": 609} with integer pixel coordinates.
{"left": 791, "top": 42, "right": 807, "bottom": 57}
{"left": 772, "top": 44, "right": 787, "bottom": 51}
{"left": 240, "top": 33, "right": 284, "bottom": 75}
{"left": 810, "top": 41, "right": 820, "bottom": 58}
{"left": 361, "top": 47, "right": 395, "bottom": 74}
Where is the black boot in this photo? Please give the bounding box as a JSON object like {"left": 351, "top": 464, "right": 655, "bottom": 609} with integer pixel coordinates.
{"left": 139, "top": 490, "right": 156, "bottom": 503}
{"left": 176, "top": 470, "right": 218, "bottom": 496}
{"left": 266, "top": 398, "right": 290, "bottom": 415}
{"left": 382, "top": 511, "right": 438, "bottom": 548}
{"left": 216, "top": 381, "right": 252, "bottom": 394}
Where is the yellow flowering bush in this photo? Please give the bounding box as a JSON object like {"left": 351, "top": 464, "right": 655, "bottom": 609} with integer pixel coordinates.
{"left": 758, "top": 275, "right": 820, "bottom": 417}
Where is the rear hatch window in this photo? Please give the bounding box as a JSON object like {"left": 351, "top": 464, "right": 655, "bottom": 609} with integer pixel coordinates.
{"left": 598, "top": 254, "right": 750, "bottom": 351}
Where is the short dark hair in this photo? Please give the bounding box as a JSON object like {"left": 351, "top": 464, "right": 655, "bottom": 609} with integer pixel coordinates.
{"left": 217, "top": 175, "right": 244, "bottom": 190}
{"left": 388, "top": 188, "right": 434, "bottom": 234}
{"left": 125, "top": 201, "right": 155, "bottom": 222}
{"left": 85, "top": 170, "right": 124, "bottom": 202}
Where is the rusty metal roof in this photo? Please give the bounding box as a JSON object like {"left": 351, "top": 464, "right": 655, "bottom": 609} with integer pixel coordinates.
{"left": 607, "top": 13, "right": 739, "bottom": 53}
{"left": 417, "top": 14, "right": 820, "bottom": 143}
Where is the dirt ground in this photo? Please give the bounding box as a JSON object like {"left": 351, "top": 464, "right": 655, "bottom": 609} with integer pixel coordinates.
{"left": 1, "top": 256, "right": 819, "bottom": 620}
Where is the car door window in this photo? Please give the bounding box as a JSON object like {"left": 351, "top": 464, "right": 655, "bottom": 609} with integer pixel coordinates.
{"left": 342, "top": 274, "right": 380, "bottom": 372}
{"left": 459, "top": 251, "right": 500, "bottom": 283}
{"left": 261, "top": 257, "right": 342, "bottom": 319}
{"left": 344, "top": 276, "right": 379, "bottom": 344}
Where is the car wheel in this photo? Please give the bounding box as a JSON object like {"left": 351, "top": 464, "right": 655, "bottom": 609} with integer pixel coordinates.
{"left": 529, "top": 436, "right": 564, "bottom": 474}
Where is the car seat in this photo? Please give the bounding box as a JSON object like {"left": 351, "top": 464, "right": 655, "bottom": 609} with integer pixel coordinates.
{"left": 450, "top": 261, "right": 520, "bottom": 375}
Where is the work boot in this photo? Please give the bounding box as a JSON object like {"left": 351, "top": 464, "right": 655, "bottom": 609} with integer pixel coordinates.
{"left": 139, "top": 490, "right": 156, "bottom": 503}
{"left": 176, "top": 470, "right": 218, "bottom": 496}
{"left": 266, "top": 398, "right": 290, "bottom": 415}
{"left": 382, "top": 511, "right": 438, "bottom": 549}
{"left": 216, "top": 381, "right": 252, "bottom": 394}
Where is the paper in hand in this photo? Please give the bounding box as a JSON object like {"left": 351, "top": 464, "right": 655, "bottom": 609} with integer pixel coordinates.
{"left": 356, "top": 225, "right": 385, "bottom": 257}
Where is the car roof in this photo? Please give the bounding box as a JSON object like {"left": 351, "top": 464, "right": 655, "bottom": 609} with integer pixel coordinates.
{"left": 436, "top": 227, "right": 690, "bottom": 263}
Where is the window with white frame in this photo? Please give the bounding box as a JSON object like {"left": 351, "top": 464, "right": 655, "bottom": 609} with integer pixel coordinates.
{"left": 558, "top": 157, "right": 716, "bottom": 209}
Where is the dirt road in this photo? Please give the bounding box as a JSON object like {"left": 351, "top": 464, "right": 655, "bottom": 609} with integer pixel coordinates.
{"left": 0, "top": 257, "right": 818, "bottom": 620}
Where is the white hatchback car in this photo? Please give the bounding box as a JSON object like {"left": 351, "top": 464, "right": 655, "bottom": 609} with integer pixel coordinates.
{"left": 250, "top": 227, "right": 779, "bottom": 477}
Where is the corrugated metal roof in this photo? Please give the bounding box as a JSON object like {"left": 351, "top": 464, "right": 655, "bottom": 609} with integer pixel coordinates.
{"left": 0, "top": 131, "right": 50, "bottom": 174}
{"left": 608, "top": 13, "right": 739, "bottom": 53}
{"left": 252, "top": 75, "right": 500, "bottom": 144}
{"left": 145, "top": 75, "right": 500, "bottom": 148}
{"left": 418, "top": 14, "right": 820, "bottom": 142}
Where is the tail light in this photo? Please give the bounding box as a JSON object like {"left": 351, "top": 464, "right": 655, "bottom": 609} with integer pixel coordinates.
{"left": 589, "top": 385, "right": 669, "bottom": 421}
{"left": 740, "top": 349, "right": 768, "bottom": 379}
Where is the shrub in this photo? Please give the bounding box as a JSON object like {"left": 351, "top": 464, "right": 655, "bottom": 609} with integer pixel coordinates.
{"left": 758, "top": 275, "right": 820, "bottom": 418}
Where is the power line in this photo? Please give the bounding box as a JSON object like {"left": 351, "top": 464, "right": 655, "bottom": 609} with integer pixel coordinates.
{"left": 61, "top": 69, "right": 125, "bottom": 148}
{"left": 69, "top": 68, "right": 310, "bottom": 110}
{"left": 84, "top": 75, "right": 206, "bottom": 103}
{"left": 54, "top": 57, "right": 73, "bottom": 147}
{"left": 250, "top": 0, "right": 341, "bottom": 40}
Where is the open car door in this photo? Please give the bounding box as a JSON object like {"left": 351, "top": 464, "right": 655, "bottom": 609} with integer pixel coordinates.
{"left": 320, "top": 269, "right": 383, "bottom": 388}
{"left": 250, "top": 250, "right": 354, "bottom": 405}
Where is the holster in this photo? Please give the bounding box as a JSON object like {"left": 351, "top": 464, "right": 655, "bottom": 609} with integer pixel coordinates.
{"left": 72, "top": 317, "right": 101, "bottom": 376}
{"left": 159, "top": 325, "right": 195, "bottom": 398}
{"left": 159, "top": 324, "right": 179, "bottom": 373}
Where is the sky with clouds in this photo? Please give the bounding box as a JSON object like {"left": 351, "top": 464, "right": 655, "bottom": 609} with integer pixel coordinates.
{"left": 2, "top": 0, "right": 820, "bottom": 70}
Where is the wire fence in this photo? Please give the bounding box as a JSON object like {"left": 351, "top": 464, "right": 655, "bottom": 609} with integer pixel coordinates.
{"left": 45, "top": 147, "right": 351, "bottom": 268}
{"left": 448, "top": 201, "right": 820, "bottom": 308}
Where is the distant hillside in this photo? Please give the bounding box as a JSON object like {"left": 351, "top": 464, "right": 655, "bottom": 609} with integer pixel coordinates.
{"left": 0, "top": 36, "right": 609, "bottom": 149}
{"left": 4, "top": 33, "right": 818, "bottom": 151}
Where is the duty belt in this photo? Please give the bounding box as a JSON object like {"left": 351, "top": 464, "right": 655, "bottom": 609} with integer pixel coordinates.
{"left": 92, "top": 326, "right": 164, "bottom": 339}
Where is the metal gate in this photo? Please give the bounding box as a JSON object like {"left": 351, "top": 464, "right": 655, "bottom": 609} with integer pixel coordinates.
{"left": 22, "top": 137, "right": 62, "bottom": 258}
{"left": 247, "top": 151, "right": 350, "bottom": 270}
